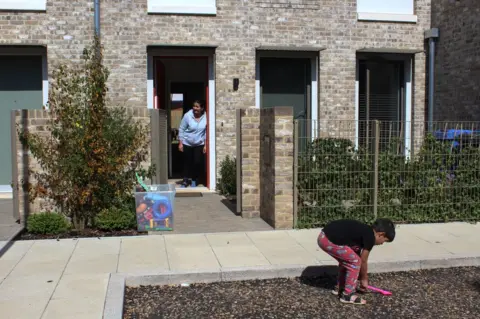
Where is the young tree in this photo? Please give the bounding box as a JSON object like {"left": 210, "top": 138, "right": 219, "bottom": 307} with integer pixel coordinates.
{"left": 19, "top": 37, "right": 153, "bottom": 230}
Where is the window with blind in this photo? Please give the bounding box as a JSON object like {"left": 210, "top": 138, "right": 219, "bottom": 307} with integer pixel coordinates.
{"left": 358, "top": 60, "right": 406, "bottom": 150}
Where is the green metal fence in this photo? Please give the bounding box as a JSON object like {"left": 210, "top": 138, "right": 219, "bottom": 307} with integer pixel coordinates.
{"left": 293, "top": 119, "right": 480, "bottom": 228}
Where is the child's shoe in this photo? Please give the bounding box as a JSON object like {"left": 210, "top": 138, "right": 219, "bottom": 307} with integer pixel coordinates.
{"left": 331, "top": 285, "right": 340, "bottom": 296}
{"left": 339, "top": 292, "right": 366, "bottom": 305}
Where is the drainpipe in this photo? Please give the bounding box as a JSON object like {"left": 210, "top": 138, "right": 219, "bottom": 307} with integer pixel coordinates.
{"left": 424, "top": 28, "right": 439, "bottom": 132}
{"left": 94, "top": 0, "right": 100, "bottom": 37}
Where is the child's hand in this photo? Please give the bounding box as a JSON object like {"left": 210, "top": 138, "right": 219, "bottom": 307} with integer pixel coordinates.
{"left": 359, "top": 279, "right": 369, "bottom": 291}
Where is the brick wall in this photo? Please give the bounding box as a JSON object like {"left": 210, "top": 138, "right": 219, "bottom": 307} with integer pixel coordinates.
{"left": 12, "top": 108, "right": 152, "bottom": 222}
{"left": 238, "top": 107, "right": 294, "bottom": 229}
{"left": 431, "top": 0, "right": 480, "bottom": 121}
{"left": 1, "top": 0, "right": 431, "bottom": 176}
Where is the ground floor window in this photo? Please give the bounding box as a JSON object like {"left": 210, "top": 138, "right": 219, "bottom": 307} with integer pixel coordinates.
{"left": 356, "top": 54, "right": 413, "bottom": 155}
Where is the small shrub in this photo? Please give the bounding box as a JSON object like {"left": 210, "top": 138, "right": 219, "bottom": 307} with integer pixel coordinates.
{"left": 217, "top": 155, "right": 237, "bottom": 197}
{"left": 27, "top": 212, "right": 70, "bottom": 235}
{"left": 94, "top": 208, "right": 136, "bottom": 231}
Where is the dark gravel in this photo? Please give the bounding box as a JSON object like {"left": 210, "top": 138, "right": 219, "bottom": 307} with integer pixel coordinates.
{"left": 17, "top": 228, "right": 146, "bottom": 240}
{"left": 124, "top": 267, "right": 480, "bottom": 319}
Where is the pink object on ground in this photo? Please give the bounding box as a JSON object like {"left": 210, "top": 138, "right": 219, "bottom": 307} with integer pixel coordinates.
{"left": 367, "top": 285, "right": 392, "bottom": 296}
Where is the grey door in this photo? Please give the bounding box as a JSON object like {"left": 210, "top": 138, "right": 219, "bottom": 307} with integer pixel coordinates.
{"left": 0, "top": 55, "right": 43, "bottom": 187}
{"left": 260, "top": 57, "right": 311, "bottom": 146}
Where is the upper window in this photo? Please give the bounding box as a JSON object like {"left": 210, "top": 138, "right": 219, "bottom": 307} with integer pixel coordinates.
{"left": 0, "top": 0, "right": 46, "bottom": 11}
{"left": 357, "top": 0, "right": 417, "bottom": 23}
{"left": 148, "top": 0, "right": 216, "bottom": 15}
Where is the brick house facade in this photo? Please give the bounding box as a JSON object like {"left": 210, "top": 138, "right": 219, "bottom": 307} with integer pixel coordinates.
{"left": 1, "top": 0, "right": 431, "bottom": 193}
{"left": 431, "top": 0, "right": 480, "bottom": 121}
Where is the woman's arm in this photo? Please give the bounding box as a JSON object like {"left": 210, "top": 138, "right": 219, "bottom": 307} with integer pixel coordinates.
{"left": 178, "top": 116, "right": 188, "bottom": 151}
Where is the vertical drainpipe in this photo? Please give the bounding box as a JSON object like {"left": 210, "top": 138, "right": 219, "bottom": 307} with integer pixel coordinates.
{"left": 424, "top": 28, "right": 439, "bottom": 132}
{"left": 94, "top": 0, "right": 100, "bottom": 38}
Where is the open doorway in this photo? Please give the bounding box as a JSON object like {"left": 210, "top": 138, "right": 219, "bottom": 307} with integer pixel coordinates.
{"left": 154, "top": 57, "right": 209, "bottom": 188}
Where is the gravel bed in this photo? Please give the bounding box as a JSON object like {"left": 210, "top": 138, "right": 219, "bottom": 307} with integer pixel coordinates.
{"left": 124, "top": 267, "right": 480, "bottom": 319}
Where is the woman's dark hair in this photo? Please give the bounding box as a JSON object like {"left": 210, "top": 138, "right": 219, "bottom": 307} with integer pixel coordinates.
{"left": 193, "top": 100, "right": 205, "bottom": 110}
{"left": 372, "top": 218, "right": 396, "bottom": 242}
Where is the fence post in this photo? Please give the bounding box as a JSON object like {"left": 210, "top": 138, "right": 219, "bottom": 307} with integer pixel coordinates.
{"left": 293, "top": 120, "right": 299, "bottom": 228}
{"left": 371, "top": 120, "right": 380, "bottom": 219}
{"left": 236, "top": 109, "right": 242, "bottom": 214}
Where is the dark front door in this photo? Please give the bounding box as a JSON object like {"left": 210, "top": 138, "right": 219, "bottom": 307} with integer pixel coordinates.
{"left": 260, "top": 57, "right": 311, "bottom": 144}
{"left": 0, "top": 55, "right": 43, "bottom": 188}
{"left": 169, "top": 82, "right": 207, "bottom": 182}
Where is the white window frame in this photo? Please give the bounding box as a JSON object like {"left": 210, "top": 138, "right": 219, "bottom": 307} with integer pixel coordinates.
{"left": 148, "top": 0, "right": 216, "bottom": 15}
{"left": 0, "top": 0, "right": 46, "bottom": 11}
{"left": 357, "top": 0, "right": 417, "bottom": 23}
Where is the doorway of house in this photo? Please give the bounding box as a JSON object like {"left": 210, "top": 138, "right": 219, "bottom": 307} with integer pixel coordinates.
{"left": 154, "top": 57, "right": 209, "bottom": 188}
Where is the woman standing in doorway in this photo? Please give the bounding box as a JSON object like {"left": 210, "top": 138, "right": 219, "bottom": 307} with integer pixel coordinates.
{"left": 178, "top": 100, "right": 207, "bottom": 188}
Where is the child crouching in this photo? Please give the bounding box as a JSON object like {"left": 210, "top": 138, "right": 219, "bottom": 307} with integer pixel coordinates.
{"left": 318, "top": 218, "right": 395, "bottom": 305}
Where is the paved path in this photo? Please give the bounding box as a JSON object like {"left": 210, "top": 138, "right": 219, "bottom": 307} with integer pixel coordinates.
{"left": 0, "top": 199, "right": 21, "bottom": 241}
{"left": 152, "top": 193, "right": 272, "bottom": 234}
{"left": 1, "top": 222, "right": 479, "bottom": 319}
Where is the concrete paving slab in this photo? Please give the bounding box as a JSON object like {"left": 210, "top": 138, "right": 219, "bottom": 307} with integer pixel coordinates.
{"left": 166, "top": 246, "right": 220, "bottom": 271}
{"left": 42, "top": 297, "right": 105, "bottom": 319}
{"left": 63, "top": 253, "right": 119, "bottom": 275}
{"left": 0, "top": 259, "right": 17, "bottom": 282}
{"left": 206, "top": 233, "right": 270, "bottom": 268}
{"left": 52, "top": 273, "right": 109, "bottom": 300}
{"left": 258, "top": 245, "right": 320, "bottom": 265}
{"left": 117, "top": 236, "right": 169, "bottom": 273}
{"left": 248, "top": 231, "right": 319, "bottom": 265}
{"left": 0, "top": 297, "right": 49, "bottom": 319}
{"left": 205, "top": 232, "right": 250, "bottom": 246}
{"left": 0, "top": 240, "right": 34, "bottom": 261}
{"left": 247, "top": 230, "right": 299, "bottom": 246}
{"left": 286, "top": 229, "right": 332, "bottom": 262}
{"left": 436, "top": 239, "right": 479, "bottom": 255}
{"left": 24, "top": 239, "right": 78, "bottom": 258}
{"left": 211, "top": 245, "right": 270, "bottom": 268}
{"left": 165, "top": 234, "right": 220, "bottom": 271}
{"left": 73, "top": 237, "right": 121, "bottom": 257}
{"left": 0, "top": 274, "right": 60, "bottom": 301}
{"left": 9, "top": 259, "right": 67, "bottom": 277}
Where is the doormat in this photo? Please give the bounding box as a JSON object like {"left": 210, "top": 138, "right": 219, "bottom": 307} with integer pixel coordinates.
{"left": 175, "top": 192, "right": 203, "bottom": 198}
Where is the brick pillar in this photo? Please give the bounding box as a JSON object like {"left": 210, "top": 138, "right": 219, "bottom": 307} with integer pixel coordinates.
{"left": 237, "top": 107, "right": 294, "bottom": 229}
{"left": 260, "top": 107, "right": 294, "bottom": 229}
{"left": 238, "top": 108, "right": 261, "bottom": 218}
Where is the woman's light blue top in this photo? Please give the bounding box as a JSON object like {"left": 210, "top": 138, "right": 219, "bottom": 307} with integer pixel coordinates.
{"left": 178, "top": 109, "right": 207, "bottom": 147}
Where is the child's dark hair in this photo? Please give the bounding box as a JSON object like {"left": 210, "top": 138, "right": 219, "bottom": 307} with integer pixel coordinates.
{"left": 372, "top": 218, "right": 396, "bottom": 242}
